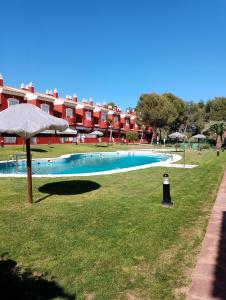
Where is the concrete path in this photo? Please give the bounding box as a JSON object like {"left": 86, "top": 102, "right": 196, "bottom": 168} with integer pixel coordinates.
{"left": 187, "top": 171, "right": 226, "bottom": 300}
{"left": 165, "top": 164, "right": 198, "bottom": 169}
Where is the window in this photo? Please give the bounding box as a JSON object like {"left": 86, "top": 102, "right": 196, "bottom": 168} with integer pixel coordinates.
{"left": 4, "top": 137, "right": 16, "bottom": 144}
{"left": 85, "top": 111, "right": 91, "bottom": 121}
{"left": 101, "top": 112, "right": 107, "bottom": 122}
{"left": 8, "top": 98, "right": 19, "bottom": 107}
{"left": 126, "top": 119, "right": 130, "bottom": 125}
{"left": 66, "top": 108, "right": 73, "bottom": 118}
{"left": 114, "top": 116, "right": 118, "bottom": 124}
{"left": 41, "top": 103, "right": 49, "bottom": 113}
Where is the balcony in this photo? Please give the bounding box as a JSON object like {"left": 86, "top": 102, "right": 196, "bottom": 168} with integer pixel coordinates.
{"left": 99, "top": 121, "right": 107, "bottom": 129}
{"left": 65, "top": 117, "right": 75, "bottom": 126}
{"left": 124, "top": 125, "right": 131, "bottom": 132}
{"left": 133, "top": 126, "right": 139, "bottom": 132}
{"left": 113, "top": 123, "right": 120, "bottom": 129}
{"left": 83, "top": 119, "right": 93, "bottom": 127}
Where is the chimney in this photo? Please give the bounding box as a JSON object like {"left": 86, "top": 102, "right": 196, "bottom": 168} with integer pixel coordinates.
{"left": 28, "top": 82, "right": 34, "bottom": 93}
{"left": 46, "top": 89, "right": 49, "bottom": 95}
{"left": 0, "top": 74, "right": 3, "bottom": 86}
{"left": 73, "top": 94, "right": 77, "bottom": 102}
{"left": 54, "top": 88, "right": 58, "bottom": 98}
{"left": 89, "top": 98, "right": 93, "bottom": 106}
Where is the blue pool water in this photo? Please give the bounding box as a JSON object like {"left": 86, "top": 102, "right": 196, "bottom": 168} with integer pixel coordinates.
{"left": 0, "top": 152, "right": 170, "bottom": 175}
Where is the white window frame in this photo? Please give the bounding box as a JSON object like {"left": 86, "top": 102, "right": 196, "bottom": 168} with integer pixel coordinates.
{"left": 41, "top": 103, "right": 49, "bottom": 114}
{"left": 85, "top": 111, "right": 91, "bottom": 121}
{"left": 66, "top": 108, "right": 73, "bottom": 118}
{"left": 126, "top": 119, "right": 130, "bottom": 125}
{"left": 7, "top": 98, "right": 19, "bottom": 107}
{"left": 114, "top": 116, "right": 119, "bottom": 124}
{"left": 101, "top": 111, "right": 107, "bottom": 122}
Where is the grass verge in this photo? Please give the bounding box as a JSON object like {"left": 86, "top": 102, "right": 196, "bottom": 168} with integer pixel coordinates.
{"left": 0, "top": 144, "right": 225, "bottom": 299}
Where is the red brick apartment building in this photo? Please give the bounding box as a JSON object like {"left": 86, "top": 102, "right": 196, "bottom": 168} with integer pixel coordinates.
{"left": 0, "top": 74, "right": 140, "bottom": 145}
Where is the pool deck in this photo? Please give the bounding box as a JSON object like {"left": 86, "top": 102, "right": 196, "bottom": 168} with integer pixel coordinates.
{"left": 187, "top": 170, "right": 226, "bottom": 300}
{"left": 165, "top": 163, "right": 197, "bottom": 169}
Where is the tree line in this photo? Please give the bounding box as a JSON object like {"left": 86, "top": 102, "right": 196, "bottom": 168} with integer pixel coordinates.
{"left": 135, "top": 93, "right": 226, "bottom": 146}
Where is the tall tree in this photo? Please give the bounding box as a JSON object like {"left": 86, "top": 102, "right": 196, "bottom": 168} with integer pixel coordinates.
{"left": 206, "top": 97, "right": 226, "bottom": 121}
{"left": 209, "top": 122, "right": 225, "bottom": 149}
{"left": 162, "top": 93, "right": 186, "bottom": 131}
{"left": 135, "top": 93, "right": 177, "bottom": 141}
{"left": 107, "top": 102, "right": 116, "bottom": 109}
{"left": 182, "top": 102, "right": 206, "bottom": 133}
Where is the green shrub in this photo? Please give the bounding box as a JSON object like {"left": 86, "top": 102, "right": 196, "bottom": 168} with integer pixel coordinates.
{"left": 202, "top": 144, "right": 210, "bottom": 149}
{"left": 126, "top": 131, "right": 139, "bottom": 142}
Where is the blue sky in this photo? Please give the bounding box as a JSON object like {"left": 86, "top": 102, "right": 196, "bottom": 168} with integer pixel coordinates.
{"left": 1, "top": 0, "right": 226, "bottom": 110}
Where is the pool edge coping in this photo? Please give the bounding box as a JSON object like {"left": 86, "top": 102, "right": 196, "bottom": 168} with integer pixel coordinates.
{"left": 0, "top": 150, "right": 188, "bottom": 178}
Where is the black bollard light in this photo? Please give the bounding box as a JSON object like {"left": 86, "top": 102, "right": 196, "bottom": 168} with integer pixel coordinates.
{"left": 161, "top": 173, "right": 173, "bottom": 207}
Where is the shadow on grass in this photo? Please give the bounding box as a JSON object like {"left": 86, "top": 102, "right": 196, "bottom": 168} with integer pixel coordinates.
{"left": 96, "top": 144, "right": 109, "bottom": 147}
{"left": 0, "top": 254, "right": 75, "bottom": 299}
{"left": 36, "top": 180, "right": 101, "bottom": 203}
{"left": 31, "top": 148, "right": 48, "bottom": 153}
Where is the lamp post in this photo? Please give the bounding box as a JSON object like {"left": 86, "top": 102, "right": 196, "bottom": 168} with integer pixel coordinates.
{"left": 161, "top": 173, "right": 173, "bottom": 207}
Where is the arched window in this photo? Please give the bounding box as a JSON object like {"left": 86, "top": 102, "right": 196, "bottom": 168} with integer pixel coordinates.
{"left": 7, "top": 98, "right": 19, "bottom": 107}
{"left": 41, "top": 103, "right": 49, "bottom": 113}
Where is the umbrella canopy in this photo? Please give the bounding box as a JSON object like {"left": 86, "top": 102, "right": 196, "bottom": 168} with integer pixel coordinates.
{"left": 0, "top": 104, "right": 68, "bottom": 138}
{"left": 0, "top": 104, "right": 68, "bottom": 203}
{"left": 41, "top": 128, "right": 77, "bottom": 135}
{"left": 192, "top": 134, "right": 206, "bottom": 139}
{"left": 168, "top": 132, "right": 185, "bottom": 139}
{"left": 90, "top": 130, "right": 104, "bottom": 136}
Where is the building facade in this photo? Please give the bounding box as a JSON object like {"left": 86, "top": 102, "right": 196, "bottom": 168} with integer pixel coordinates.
{"left": 0, "top": 75, "right": 141, "bottom": 145}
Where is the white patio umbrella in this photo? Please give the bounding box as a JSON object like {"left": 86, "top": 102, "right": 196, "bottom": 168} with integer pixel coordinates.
{"left": 192, "top": 134, "right": 206, "bottom": 151}
{"left": 41, "top": 128, "right": 77, "bottom": 135}
{"left": 192, "top": 134, "right": 206, "bottom": 139}
{"left": 0, "top": 104, "right": 68, "bottom": 203}
{"left": 90, "top": 130, "right": 104, "bottom": 145}
{"left": 169, "top": 132, "right": 186, "bottom": 152}
{"left": 90, "top": 130, "right": 104, "bottom": 136}
{"left": 168, "top": 132, "right": 185, "bottom": 139}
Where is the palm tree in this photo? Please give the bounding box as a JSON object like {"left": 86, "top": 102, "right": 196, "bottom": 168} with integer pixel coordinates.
{"left": 106, "top": 117, "right": 113, "bottom": 143}
{"left": 209, "top": 122, "right": 225, "bottom": 150}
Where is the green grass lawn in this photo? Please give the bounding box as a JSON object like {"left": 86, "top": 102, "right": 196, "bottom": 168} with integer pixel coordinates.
{"left": 0, "top": 144, "right": 225, "bottom": 299}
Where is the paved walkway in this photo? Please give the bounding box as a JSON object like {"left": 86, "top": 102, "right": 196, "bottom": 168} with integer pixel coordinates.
{"left": 187, "top": 171, "right": 226, "bottom": 300}
{"left": 165, "top": 164, "right": 198, "bottom": 169}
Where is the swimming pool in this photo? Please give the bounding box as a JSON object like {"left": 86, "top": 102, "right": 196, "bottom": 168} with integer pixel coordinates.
{"left": 0, "top": 151, "right": 176, "bottom": 177}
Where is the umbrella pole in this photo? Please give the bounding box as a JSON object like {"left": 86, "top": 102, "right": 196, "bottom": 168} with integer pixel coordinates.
{"left": 26, "top": 138, "right": 33, "bottom": 203}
